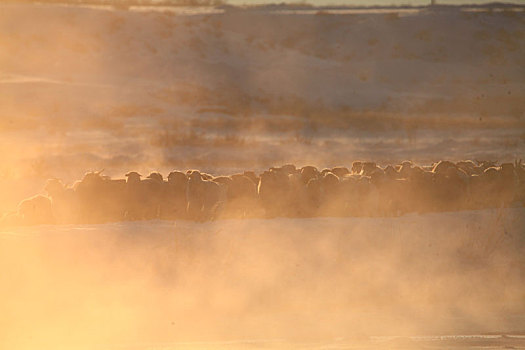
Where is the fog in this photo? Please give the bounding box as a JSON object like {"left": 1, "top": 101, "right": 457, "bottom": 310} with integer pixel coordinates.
{"left": 1, "top": 208, "right": 524, "bottom": 349}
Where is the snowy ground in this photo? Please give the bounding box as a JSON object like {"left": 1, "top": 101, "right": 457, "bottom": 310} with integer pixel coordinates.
{"left": 1, "top": 208, "right": 524, "bottom": 349}
{"left": 0, "top": 3, "right": 524, "bottom": 213}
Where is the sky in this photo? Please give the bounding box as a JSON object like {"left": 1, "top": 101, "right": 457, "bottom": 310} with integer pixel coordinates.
{"left": 228, "top": 0, "right": 525, "bottom": 5}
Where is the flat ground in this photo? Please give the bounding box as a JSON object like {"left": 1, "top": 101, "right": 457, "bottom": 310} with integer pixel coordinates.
{"left": 1, "top": 208, "right": 524, "bottom": 349}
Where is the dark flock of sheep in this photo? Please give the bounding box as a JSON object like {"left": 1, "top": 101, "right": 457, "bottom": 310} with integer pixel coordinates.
{"left": 1, "top": 160, "right": 524, "bottom": 226}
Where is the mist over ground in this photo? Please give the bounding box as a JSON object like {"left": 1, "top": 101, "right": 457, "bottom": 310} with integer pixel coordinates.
{"left": 2, "top": 208, "right": 525, "bottom": 349}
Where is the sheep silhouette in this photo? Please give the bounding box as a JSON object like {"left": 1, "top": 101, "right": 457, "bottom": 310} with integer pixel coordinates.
{"left": 3, "top": 160, "right": 523, "bottom": 227}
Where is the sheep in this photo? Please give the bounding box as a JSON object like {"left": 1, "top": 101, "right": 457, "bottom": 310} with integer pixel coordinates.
{"left": 202, "top": 173, "right": 214, "bottom": 181}
{"left": 141, "top": 172, "right": 165, "bottom": 219}
{"left": 384, "top": 165, "right": 399, "bottom": 180}
{"left": 305, "top": 176, "right": 322, "bottom": 215}
{"left": 126, "top": 171, "right": 141, "bottom": 183}
{"left": 74, "top": 171, "right": 127, "bottom": 223}
{"left": 331, "top": 166, "right": 350, "bottom": 178}
{"left": 383, "top": 178, "right": 410, "bottom": 216}
{"left": 280, "top": 164, "right": 297, "bottom": 175}
{"left": 162, "top": 171, "right": 188, "bottom": 220}
{"left": 351, "top": 161, "right": 363, "bottom": 174}
{"left": 354, "top": 176, "right": 374, "bottom": 216}
{"left": 515, "top": 159, "right": 525, "bottom": 183}
{"left": 74, "top": 171, "right": 109, "bottom": 223}
{"left": 513, "top": 159, "right": 525, "bottom": 205}
{"left": 491, "top": 164, "right": 518, "bottom": 207}
{"left": 361, "top": 162, "right": 379, "bottom": 176}
{"left": 5, "top": 159, "right": 523, "bottom": 225}
{"left": 398, "top": 161, "right": 413, "bottom": 179}
{"left": 356, "top": 169, "right": 398, "bottom": 217}
{"left": 300, "top": 165, "right": 319, "bottom": 185}
{"left": 403, "top": 168, "right": 435, "bottom": 214}
{"left": 0, "top": 195, "right": 54, "bottom": 227}
{"left": 219, "top": 174, "right": 260, "bottom": 219}
{"left": 186, "top": 171, "right": 221, "bottom": 221}
{"left": 476, "top": 160, "right": 497, "bottom": 171}
{"left": 45, "top": 178, "right": 78, "bottom": 224}
{"left": 242, "top": 171, "right": 259, "bottom": 186}
{"left": 17, "top": 195, "right": 54, "bottom": 225}
{"left": 258, "top": 168, "right": 291, "bottom": 218}
{"left": 432, "top": 160, "right": 456, "bottom": 175}
{"left": 212, "top": 176, "right": 233, "bottom": 187}
{"left": 368, "top": 169, "right": 393, "bottom": 216}
{"left": 283, "top": 172, "right": 314, "bottom": 218}
{"left": 316, "top": 172, "right": 346, "bottom": 217}
{"left": 230, "top": 174, "right": 257, "bottom": 199}
{"left": 123, "top": 171, "right": 166, "bottom": 221}
{"left": 433, "top": 167, "right": 469, "bottom": 212}
{"left": 338, "top": 175, "right": 359, "bottom": 216}
{"left": 373, "top": 168, "right": 415, "bottom": 216}
{"left": 466, "top": 165, "right": 514, "bottom": 210}
{"left": 124, "top": 171, "right": 146, "bottom": 220}
{"left": 321, "top": 172, "right": 340, "bottom": 195}
{"left": 123, "top": 172, "right": 165, "bottom": 221}
{"left": 147, "top": 172, "right": 164, "bottom": 182}
{"left": 212, "top": 175, "right": 232, "bottom": 210}
{"left": 456, "top": 160, "right": 477, "bottom": 175}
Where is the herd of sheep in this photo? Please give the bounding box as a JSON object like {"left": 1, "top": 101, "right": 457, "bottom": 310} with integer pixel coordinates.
{"left": 1, "top": 160, "right": 524, "bottom": 226}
